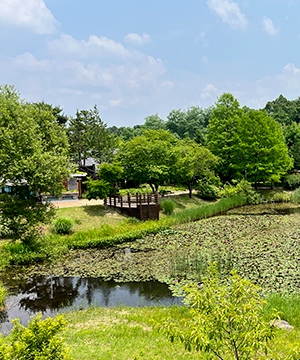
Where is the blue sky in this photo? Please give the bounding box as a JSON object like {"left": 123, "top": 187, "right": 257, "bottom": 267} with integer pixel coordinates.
{"left": 0, "top": 0, "right": 300, "bottom": 127}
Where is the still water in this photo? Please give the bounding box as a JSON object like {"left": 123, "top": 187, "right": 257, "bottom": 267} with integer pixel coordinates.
{"left": 0, "top": 275, "right": 182, "bottom": 335}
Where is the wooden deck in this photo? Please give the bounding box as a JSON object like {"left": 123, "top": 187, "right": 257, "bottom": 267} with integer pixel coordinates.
{"left": 108, "top": 192, "right": 160, "bottom": 220}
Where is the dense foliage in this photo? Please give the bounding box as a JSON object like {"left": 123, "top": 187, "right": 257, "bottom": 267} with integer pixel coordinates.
{"left": 0, "top": 85, "right": 71, "bottom": 243}
{"left": 154, "top": 264, "right": 278, "bottom": 360}
{"left": 0, "top": 315, "right": 72, "bottom": 360}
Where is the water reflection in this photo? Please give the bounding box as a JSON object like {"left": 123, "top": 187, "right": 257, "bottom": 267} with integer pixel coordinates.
{"left": 0, "top": 276, "right": 181, "bottom": 334}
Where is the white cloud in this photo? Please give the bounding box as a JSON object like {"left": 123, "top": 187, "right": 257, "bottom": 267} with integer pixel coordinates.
{"left": 207, "top": 0, "right": 248, "bottom": 30}
{"left": 262, "top": 16, "right": 280, "bottom": 36}
{"left": 0, "top": 32, "right": 167, "bottom": 118}
{"left": 0, "top": 0, "right": 57, "bottom": 34}
{"left": 48, "top": 33, "right": 153, "bottom": 63}
{"left": 124, "top": 33, "right": 151, "bottom": 45}
{"left": 200, "top": 84, "right": 218, "bottom": 99}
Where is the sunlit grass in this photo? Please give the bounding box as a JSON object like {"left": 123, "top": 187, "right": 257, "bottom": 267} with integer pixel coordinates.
{"left": 62, "top": 305, "right": 300, "bottom": 360}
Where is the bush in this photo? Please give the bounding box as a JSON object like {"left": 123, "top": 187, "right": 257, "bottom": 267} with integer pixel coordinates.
{"left": 0, "top": 314, "right": 72, "bottom": 359}
{"left": 53, "top": 218, "right": 73, "bottom": 235}
{"left": 219, "top": 179, "right": 262, "bottom": 205}
{"left": 153, "top": 263, "right": 279, "bottom": 360}
{"left": 291, "top": 187, "right": 300, "bottom": 204}
{"left": 161, "top": 199, "right": 175, "bottom": 215}
{"left": 285, "top": 174, "right": 300, "bottom": 190}
{"left": 0, "top": 282, "right": 7, "bottom": 310}
{"left": 196, "top": 180, "right": 219, "bottom": 200}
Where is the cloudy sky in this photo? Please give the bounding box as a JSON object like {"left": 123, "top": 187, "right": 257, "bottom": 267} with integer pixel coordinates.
{"left": 1, "top": 0, "right": 300, "bottom": 126}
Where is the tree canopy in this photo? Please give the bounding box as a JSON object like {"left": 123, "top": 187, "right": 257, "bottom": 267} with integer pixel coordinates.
{"left": 68, "top": 105, "right": 116, "bottom": 167}
{"left": 232, "top": 109, "right": 293, "bottom": 184}
{"left": 0, "top": 85, "right": 71, "bottom": 243}
{"left": 173, "top": 140, "right": 218, "bottom": 198}
{"left": 207, "top": 93, "right": 292, "bottom": 184}
{"left": 116, "top": 130, "right": 178, "bottom": 191}
{"left": 207, "top": 93, "right": 243, "bottom": 181}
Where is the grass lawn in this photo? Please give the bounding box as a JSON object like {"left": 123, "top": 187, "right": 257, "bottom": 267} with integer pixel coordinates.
{"left": 62, "top": 305, "right": 300, "bottom": 359}
{"left": 49, "top": 205, "right": 124, "bottom": 233}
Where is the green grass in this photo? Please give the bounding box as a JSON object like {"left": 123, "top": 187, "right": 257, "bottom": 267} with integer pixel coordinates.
{"left": 263, "top": 293, "right": 300, "bottom": 328}
{"left": 0, "top": 194, "right": 246, "bottom": 268}
{"left": 63, "top": 306, "right": 205, "bottom": 360}
{"left": 49, "top": 205, "right": 124, "bottom": 233}
{"left": 60, "top": 305, "right": 300, "bottom": 360}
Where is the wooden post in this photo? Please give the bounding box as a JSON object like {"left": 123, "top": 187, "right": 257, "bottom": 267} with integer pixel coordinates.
{"left": 143, "top": 193, "right": 146, "bottom": 203}
{"left": 147, "top": 193, "right": 150, "bottom": 219}
{"left": 139, "top": 194, "right": 142, "bottom": 220}
{"left": 113, "top": 195, "right": 116, "bottom": 208}
{"left": 109, "top": 196, "right": 112, "bottom": 207}
{"left": 128, "top": 192, "right": 131, "bottom": 216}
{"left": 120, "top": 196, "right": 123, "bottom": 215}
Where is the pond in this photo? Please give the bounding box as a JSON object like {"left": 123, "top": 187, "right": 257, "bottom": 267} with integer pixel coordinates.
{"left": 0, "top": 275, "right": 182, "bottom": 335}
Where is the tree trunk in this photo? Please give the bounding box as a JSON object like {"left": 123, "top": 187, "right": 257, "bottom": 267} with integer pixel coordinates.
{"left": 149, "top": 183, "right": 155, "bottom": 193}
{"left": 188, "top": 184, "right": 192, "bottom": 198}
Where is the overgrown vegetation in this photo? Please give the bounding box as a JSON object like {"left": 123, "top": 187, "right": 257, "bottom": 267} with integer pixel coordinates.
{"left": 0, "top": 315, "right": 72, "bottom": 359}
{"left": 153, "top": 264, "right": 279, "bottom": 360}
{"left": 0, "top": 282, "right": 7, "bottom": 311}
{"left": 0, "top": 194, "right": 246, "bottom": 268}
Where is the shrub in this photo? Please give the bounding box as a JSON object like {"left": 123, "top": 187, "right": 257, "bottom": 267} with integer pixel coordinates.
{"left": 291, "top": 187, "right": 300, "bottom": 204}
{"left": 220, "top": 179, "right": 262, "bottom": 205}
{"left": 196, "top": 180, "right": 219, "bottom": 200}
{"left": 53, "top": 218, "right": 73, "bottom": 235}
{"left": 161, "top": 199, "right": 175, "bottom": 215}
{"left": 0, "top": 282, "right": 7, "bottom": 310}
{"left": 153, "top": 263, "right": 279, "bottom": 360}
{"left": 285, "top": 174, "right": 300, "bottom": 190}
{"left": 0, "top": 314, "right": 72, "bottom": 359}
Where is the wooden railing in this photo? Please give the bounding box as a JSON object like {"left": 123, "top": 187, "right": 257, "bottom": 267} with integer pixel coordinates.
{"left": 108, "top": 192, "right": 160, "bottom": 220}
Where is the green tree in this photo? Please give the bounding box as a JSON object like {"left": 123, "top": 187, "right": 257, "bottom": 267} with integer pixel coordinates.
{"left": 153, "top": 264, "right": 278, "bottom": 360}
{"left": 143, "top": 113, "right": 166, "bottom": 130}
{"left": 98, "top": 162, "right": 123, "bottom": 192}
{"left": 173, "top": 140, "right": 218, "bottom": 198}
{"left": 0, "top": 85, "right": 71, "bottom": 243}
{"left": 166, "top": 106, "right": 210, "bottom": 140}
{"left": 264, "top": 94, "right": 300, "bottom": 126}
{"left": 232, "top": 110, "right": 293, "bottom": 185}
{"left": 84, "top": 178, "right": 111, "bottom": 201}
{"left": 68, "top": 105, "right": 115, "bottom": 167}
{"left": 207, "top": 93, "right": 243, "bottom": 181}
{"left": 32, "top": 101, "right": 69, "bottom": 127}
{"left": 117, "top": 130, "right": 178, "bottom": 192}
{"left": 284, "top": 122, "right": 300, "bottom": 169}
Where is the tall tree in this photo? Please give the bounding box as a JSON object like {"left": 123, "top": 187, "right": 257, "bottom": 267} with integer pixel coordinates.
{"left": 0, "top": 85, "right": 71, "bottom": 243}
{"left": 283, "top": 122, "right": 300, "bottom": 170}
{"left": 166, "top": 106, "right": 210, "bottom": 140}
{"left": 68, "top": 105, "right": 115, "bottom": 166}
{"left": 264, "top": 94, "right": 300, "bottom": 126}
{"left": 32, "top": 101, "right": 69, "bottom": 127}
{"left": 232, "top": 110, "right": 293, "bottom": 185}
{"left": 143, "top": 114, "right": 166, "bottom": 130}
{"left": 207, "top": 93, "right": 243, "bottom": 181}
{"left": 117, "top": 130, "right": 178, "bottom": 192}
